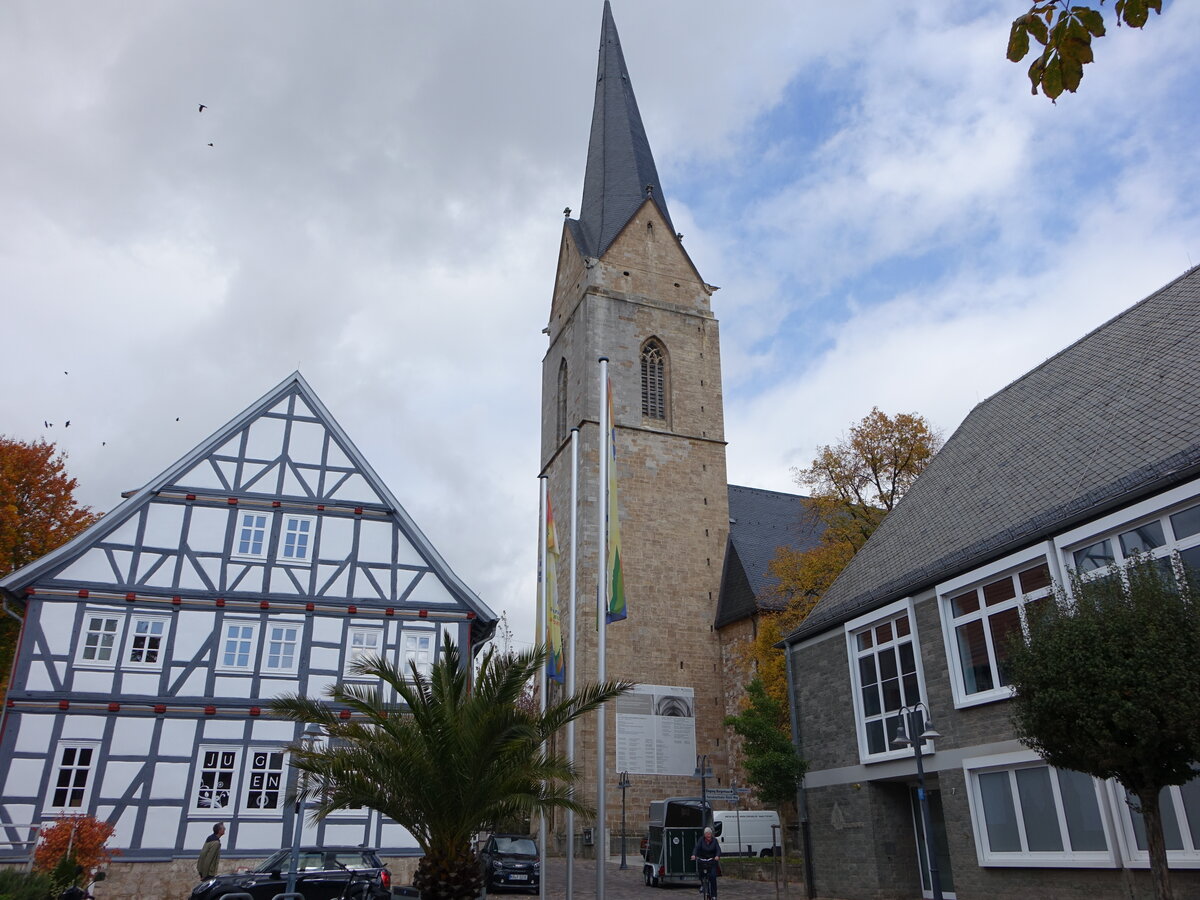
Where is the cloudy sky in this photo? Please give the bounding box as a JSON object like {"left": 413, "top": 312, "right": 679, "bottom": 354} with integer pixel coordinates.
{"left": 4, "top": 1, "right": 1199, "bottom": 649}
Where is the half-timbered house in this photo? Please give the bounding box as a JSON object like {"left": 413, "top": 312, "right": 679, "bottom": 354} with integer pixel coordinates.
{"left": 0, "top": 372, "right": 497, "bottom": 871}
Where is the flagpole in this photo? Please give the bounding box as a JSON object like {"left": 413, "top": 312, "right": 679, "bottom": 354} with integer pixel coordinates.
{"left": 537, "top": 475, "right": 549, "bottom": 900}
{"left": 566, "top": 426, "right": 579, "bottom": 900}
{"left": 596, "top": 356, "right": 609, "bottom": 899}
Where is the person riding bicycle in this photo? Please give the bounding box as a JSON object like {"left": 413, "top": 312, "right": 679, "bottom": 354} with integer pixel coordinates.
{"left": 690, "top": 826, "right": 721, "bottom": 898}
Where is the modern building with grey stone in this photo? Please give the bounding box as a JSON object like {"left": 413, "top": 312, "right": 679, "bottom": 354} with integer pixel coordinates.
{"left": 782, "top": 265, "right": 1200, "bottom": 899}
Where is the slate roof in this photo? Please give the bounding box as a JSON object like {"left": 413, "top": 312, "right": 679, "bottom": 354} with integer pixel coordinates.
{"left": 715, "top": 484, "right": 824, "bottom": 628}
{"left": 571, "top": 1, "right": 674, "bottom": 259}
{"left": 786, "top": 265, "right": 1200, "bottom": 643}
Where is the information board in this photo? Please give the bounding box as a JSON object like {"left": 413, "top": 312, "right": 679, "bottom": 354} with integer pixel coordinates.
{"left": 615, "top": 683, "right": 697, "bottom": 776}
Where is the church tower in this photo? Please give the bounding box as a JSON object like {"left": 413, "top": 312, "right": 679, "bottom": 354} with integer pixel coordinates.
{"left": 539, "top": 1, "right": 731, "bottom": 845}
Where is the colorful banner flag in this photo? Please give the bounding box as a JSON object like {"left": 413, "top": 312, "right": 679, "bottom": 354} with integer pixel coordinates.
{"left": 545, "top": 493, "right": 565, "bottom": 683}
{"left": 605, "top": 377, "right": 627, "bottom": 623}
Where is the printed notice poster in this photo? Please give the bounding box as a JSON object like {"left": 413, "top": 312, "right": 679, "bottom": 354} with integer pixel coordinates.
{"left": 615, "top": 683, "right": 697, "bottom": 776}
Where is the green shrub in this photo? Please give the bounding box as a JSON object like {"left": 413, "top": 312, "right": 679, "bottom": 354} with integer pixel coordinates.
{"left": 0, "top": 866, "right": 55, "bottom": 900}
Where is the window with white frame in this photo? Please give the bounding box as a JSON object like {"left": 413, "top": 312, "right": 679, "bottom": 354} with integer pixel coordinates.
{"left": 219, "top": 621, "right": 259, "bottom": 672}
{"left": 1115, "top": 778, "right": 1200, "bottom": 868}
{"left": 1069, "top": 499, "right": 1200, "bottom": 587}
{"left": 280, "top": 515, "right": 315, "bottom": 564}
{"left": 264, "top": 622, "right": 300, "bottom": 673}
{"left": 46, "top": 742, "right": 100, "bottom": 811}
{"left": 194, "top": 747, "right": 239, "bottom": 811}
{"left": 964, "top": 751, "right": 1115, "bottom": 867}
{"left": 126, "top": 615, "right": 169, "bottom": 668}
{"left": 235, "top": 511, "right": 269, "bottom": 559}
{"left": 344, "top": 627, "right": 382, "bottom": 677}
{"left": 76, "top": 612, "right": 122, "bottom": 667}
{"left": 846, "top": 600, "right": 927, "bottom": 760}
{"left": 401, "top": 629, "right": 435, "bottom": 680}
{"left": 946, "top": 559, "right": 1053, "bottom": 702}
{"left": 242, "top": 748, "right": 286, "bottom": 815}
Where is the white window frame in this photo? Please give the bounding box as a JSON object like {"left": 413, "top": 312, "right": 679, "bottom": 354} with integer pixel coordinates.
{"left": 45, "top": 741, "right": 101, "bottom": 813}
{"left": 962, "top": 749, "right": 1120, "bottom": 869}
{"left": 75, "top": 610, "right": 124, "bottom": 669}
{"left": 844, "top": 597, "right": 932, "bottom": 764}
{"left": 344, "top": 626, "right": 383, "bottom": 678}
{"left": 217, "top": 619, "right": 260, "bottom": 673}
{"left": 937, "top": 542, "right": 1059, "bottom": 709}
{"left": 233, "top": 511, "right": 270, "bottom": 560}
{"left": 263, "top": 620, "right": 301, "bottom": 675}
{"left": 191, "top": 745, "right": 241, "bottom": 814}
{"left": 240, "top": 747, "right": 288, "bottom": 818}
{"left": 124, "top": 614, "right": 170, "bottom": 670}
{"left": 1108, "top": 778, "right": 1200, "bottom": 869}
{"left": 399, "top": 626, "right": 437, "bottom": 681}
{"left": 1053, "top": 480, "right": 1200, "bottom": 582}
{"left": 279, "top": 514, "right": 316, "bottom": 565}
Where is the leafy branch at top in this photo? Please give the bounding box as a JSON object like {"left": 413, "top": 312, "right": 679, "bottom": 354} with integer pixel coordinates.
{"left": 1007, "top": 0, "right": 1162, "bottom": 100}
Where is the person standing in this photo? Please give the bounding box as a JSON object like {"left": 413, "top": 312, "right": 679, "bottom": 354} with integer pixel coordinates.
{"left": 197, "top": 823, "right": 225, "bottom": 880}
{"left": 690, "top": 825, "right": 721, "bottom": 898}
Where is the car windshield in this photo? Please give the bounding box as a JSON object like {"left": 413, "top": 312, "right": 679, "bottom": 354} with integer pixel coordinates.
{"left": 494, "top": 838, "right": 538, "bottom": 855}
{"left": 329, "top": 852, "right": 374, "bottom": 870}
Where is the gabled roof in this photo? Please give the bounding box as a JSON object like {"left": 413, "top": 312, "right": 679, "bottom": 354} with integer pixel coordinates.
{"left": 715, "top": 484, "right": 824, "bottom": 628}
{"left": 0, "top": 372, "right": 497, "bottom": 643}
{"left": 787, "top": 265, "right": 1200, "bottom": 643}
{"left": 571, "top": 1, "right": 675, "bottom": 259}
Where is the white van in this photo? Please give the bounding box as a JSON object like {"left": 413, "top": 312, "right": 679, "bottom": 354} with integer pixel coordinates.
{"left": 712, "top": 809, "right": 781, "bottom": 857}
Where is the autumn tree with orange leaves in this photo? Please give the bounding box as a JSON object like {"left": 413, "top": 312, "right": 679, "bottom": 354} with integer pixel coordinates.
{"left": 744, "top": 409, "right": 942, "bottom": 706}
{"left": 0, "top": 438, "right": 98, "bottom": 692}
{"left": 33, "top": 814, "right": 118, "bottom": 879}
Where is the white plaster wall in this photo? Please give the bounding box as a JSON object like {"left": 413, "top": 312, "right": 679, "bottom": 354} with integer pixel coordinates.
{"left": 13, "top": 715, "right": 54, "bottom": 753}
{"left": 100, "top": 761, "right": 145, "bottom": 798}
{"left": 140, "top": 806, "right": 182, "bottom": 848}
{"left": 148, "top": 762, "right": 189, "bottom": 801}
{"left": 61, "top": 715, "right": 106, "bottom": 740}
{"left": 143, "top": 504, "right": 185, "bottom": 550}
{"left": 159, "top": 719, "right": 198, "bottom": 750}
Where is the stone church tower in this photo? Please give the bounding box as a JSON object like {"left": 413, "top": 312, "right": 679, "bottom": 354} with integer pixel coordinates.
{"left": 539, "top": 1, "right": 731, "bottom": 846}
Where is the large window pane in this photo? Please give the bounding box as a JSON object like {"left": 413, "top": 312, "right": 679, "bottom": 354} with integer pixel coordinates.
{"left": 989, "top": 606, "right": 1022, "bottom": 686}
{"left": 1170, "top": 504, "right": 1200, "bottom": 540}
{"left": 979, "top": 772, "right": 1021, "bottom": 852}
{"left": 1074, "top": 539, "right": 1115, "bottom": 573}
{"left": 866, "top": 720, "right": 885, "bottom": 755}
{"left": 982, "top": 576, "right": 1016, "bottom": 606}
{"left": 1179, "top": 776, "right": 1200, "bottom": 849}
{"left": 1120, "top": 521, "right": 1165, "bottom": 556}
{"left": 951, "top": 591, "right": 979, "bottom": 615}
{"left": 1016, "top": 767, "right": 1064, "bottom": 851}
{"left": 879, "top": 647, "right": 898, "bottom": 681}
{"left": 956, "top": 620, "right": 994, "bottom": 694}
{"left": 862, "top": 684, "right": 881, "bottom": 717}
{"left": 1128, "top": 788, "right": 1184, "bottom": 851}
{"left": 1179, "top": 545, "right": 1200, "bottom": 591}
{"left": 1056, "top": 769, "right": 1107, "bottom": 851}
{"left": 1019, "top": 561, "right": 1051, "bottom": 593}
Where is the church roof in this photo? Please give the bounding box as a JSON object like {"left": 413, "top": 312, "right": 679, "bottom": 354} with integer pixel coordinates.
{"left": 786, "top": 265, "right": 1200, "bottom": 643}
{"left": 715, "top": 484, "right": 824, "bottom": 628}
{"left": 572, "top": 1, "right": 675, "bottom": 258}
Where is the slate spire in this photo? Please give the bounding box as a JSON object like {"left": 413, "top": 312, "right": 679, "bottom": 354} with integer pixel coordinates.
{"left": 576, "top": 1, "right": 674, "bottom": 258}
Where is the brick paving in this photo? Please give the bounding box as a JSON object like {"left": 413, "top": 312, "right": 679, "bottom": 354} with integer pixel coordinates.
{"left": 494, "top": 856, "right": 801, "bottom": 899}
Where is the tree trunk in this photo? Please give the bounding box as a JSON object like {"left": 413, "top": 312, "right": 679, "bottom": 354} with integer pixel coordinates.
{"left": 413, "top": 845, "right": 485, "bottom": 900}
{"left": 1136, "top": 787, "right": 1173, "bottom": 900}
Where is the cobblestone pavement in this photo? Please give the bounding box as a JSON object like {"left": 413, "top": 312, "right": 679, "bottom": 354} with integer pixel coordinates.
{"left": 514, "top": 856, "right": 801, "bottom": 899}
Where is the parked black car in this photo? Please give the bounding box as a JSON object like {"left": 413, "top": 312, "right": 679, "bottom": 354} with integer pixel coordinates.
{"left": 189, "top": 847, "right": 391, "bottom": 900}
{"left": 478, "top": 834, "right": 539, "bottom": 894}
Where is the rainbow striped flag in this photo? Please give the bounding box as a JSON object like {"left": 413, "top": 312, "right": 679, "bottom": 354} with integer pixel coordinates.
{"left": 605, "top": 377, "right": 627, "bottom": 623}
{"left": 545, "top": 493, "right": 565, "bottom": 683}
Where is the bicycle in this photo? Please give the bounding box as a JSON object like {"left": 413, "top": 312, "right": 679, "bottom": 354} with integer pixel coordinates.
{"left": 695, "top": 857, "right": 717, "bottom": 900}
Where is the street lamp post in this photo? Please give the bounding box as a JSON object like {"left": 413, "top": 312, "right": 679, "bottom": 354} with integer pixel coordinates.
{"left": 693, "top": 755, "right": 713, "bottom": 816}
{"left": 892, "top": 704, "right": 943, "bottom": 900}
{"left": 618, "top": 772, "right": 631, "bottom": 870}
{"left": 287, "top": 722, "right": 323, "bottom": 898}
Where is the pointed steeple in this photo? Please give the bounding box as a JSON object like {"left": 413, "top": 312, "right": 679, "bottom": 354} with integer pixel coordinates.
{"left": 576, "top": 1, "right": 674, "bottom": 258}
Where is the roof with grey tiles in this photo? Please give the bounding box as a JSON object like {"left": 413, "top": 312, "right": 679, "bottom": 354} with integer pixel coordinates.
{"left": 786, "top": 265, "right": 1200, "bottom": 643}
{"left": 716, "top": 484, "right": 824, "bottom": 627}
{"left": 570, "top": 1, "right": 674, "bottom": 259}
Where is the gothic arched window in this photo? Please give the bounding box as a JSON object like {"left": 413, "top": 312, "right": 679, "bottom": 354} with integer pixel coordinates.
{"left": 641, "top": 339, "right": 667, "bottom": 421}
{"left": 556, "top": 359, "right": 569, "bottom": 444}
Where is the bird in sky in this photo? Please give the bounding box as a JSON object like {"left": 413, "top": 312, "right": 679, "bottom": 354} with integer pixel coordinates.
{"left": 65, "top": 421, "right": 71, "bottom": 428}
{"left": 43, "top": 420, "right": 49, "bottom": 428}
{"left": 198, "top": 104, "right": 207, "bottom": 112}
{"left": 207, "top": 143, "right": 214, "bottom": 148}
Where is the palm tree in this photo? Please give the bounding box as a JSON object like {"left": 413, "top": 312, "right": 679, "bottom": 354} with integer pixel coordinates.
{"left": 272, "top": 635, "right": 631, "bottom": 900}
